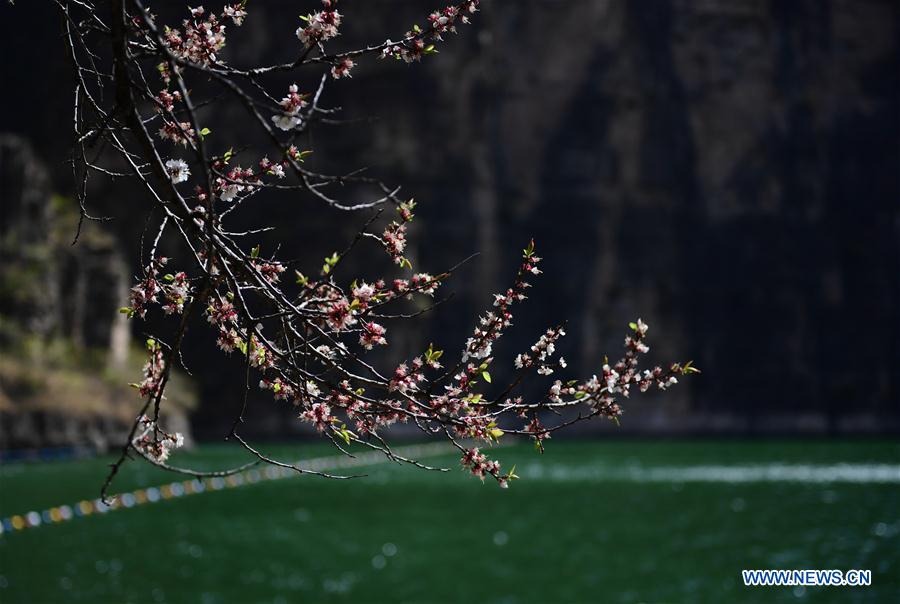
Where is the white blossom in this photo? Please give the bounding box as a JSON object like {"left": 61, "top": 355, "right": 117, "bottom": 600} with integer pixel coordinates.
{"left": 272, "top": 113, "right": 302, "bottom": 131}
{"left": 304, "top": 380, "right": 321, "bottom": 398}
{"left": 220, "top": 184, "right": 240, "bottom": 201}
{"left": 164, "top": 158, "right": 190, "bottom": 183}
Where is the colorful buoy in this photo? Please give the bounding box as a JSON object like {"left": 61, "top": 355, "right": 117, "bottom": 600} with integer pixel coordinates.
{"left": 0, "top": 442, "right": 453, "bottom": 534}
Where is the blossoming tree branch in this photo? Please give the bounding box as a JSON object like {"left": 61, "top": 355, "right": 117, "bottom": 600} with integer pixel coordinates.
{"left": 55, "top": 0, "right": 699, "bottom": 502}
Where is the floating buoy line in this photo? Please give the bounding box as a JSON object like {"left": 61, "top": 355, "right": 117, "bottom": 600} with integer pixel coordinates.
{"left": 0, "top": 442, "right": 455, "bottom": 535}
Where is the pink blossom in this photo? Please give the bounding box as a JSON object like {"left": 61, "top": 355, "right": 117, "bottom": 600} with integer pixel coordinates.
{"left": 359, "top": 322, "right": 388, "bottom": 350}
{"left": 296, "top": 8, "right": 342, "bottom": 46}
{"left": 331, "top": 57, "right": 354, "bottom": 79}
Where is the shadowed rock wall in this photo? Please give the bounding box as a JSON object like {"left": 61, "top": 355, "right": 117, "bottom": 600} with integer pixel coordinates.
{"left": 1, "top": 0, "right": 897, "bottom": 436}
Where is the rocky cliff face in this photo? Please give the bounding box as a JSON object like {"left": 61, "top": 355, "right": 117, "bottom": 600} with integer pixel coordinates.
{"left": 2, "top": 1, "right": 897, "bottom": 436}
{"left": 0, "top": 136, "right": 195, "bottom": 449}
{"left": 327, "top": 0, "right": 900, "bottom": 433}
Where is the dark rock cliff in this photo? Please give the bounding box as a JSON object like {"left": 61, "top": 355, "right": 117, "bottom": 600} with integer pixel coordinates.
{"left": 0, "top": 136, "right": 196, "bottom": 449}
{"left": 1, "top": 0, "right": 897, "bottom": 436}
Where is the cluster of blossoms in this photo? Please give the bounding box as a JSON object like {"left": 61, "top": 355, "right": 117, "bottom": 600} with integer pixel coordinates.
{"left": 131, "top": 414, "right": 184, "bottom": 464}
{"left": 246, "top": 334, "right": 275, "bottom": 370}
{"left": 383, "top": 200, "right": 416, "bottom": 265}
{"left": 160, "top": 4, "right": 245, "bottom": 66}
{"left": 155, "top": 89, "right": 182, "bottom": 113}
{"left": 135, "top": 339, "right": 165, "bottom": 398}
{"left": 524, "top": 417, "right": 550, "bottom": 450}
{"left": 547, "top": 379, "right": 577, "bottom": 404}
{"left": 125, "top": 219, "right": 695, "bottom": 489}
{"left": 210, "top": 156, "right": 288, "bottom": 201}
{"left": 272, "top": 84, "right": 308, "bottom": 131}
{"left": 252, "top": 259, "right": 286, "bottom": 284}
{"left": 222, "top": 3, "right": 248, "bottom": 26}
{"left": 648, "top": 368, "right": 681, "bottom": 391}
{"left": 259, "top": 377, "right": 295, "bottom": 402}
{"left": 215, "top": 165, "right": 255, "bottom": 201}
{"left": 454, "top": 414, "right": 504, "bottom": 443}
{"left": 158, "top": 120, "right": 195, "bottom": 147}
{"left": 315, "top": 274, "right": 442, "bottom": 343}
{"left": 514, "top": 326, "right": 567, "bottom": 375}
{"left": 301, "top": 402, "right": 333, "bottom": 432}
{"left": 161, "top": 271, "right": 190, "bottom": 314}
{"left": 460, "top": 448, "right": 513, "bottom": 487}
{"left": 359, "top": 321, "right": 388, "bottom": 350}
{"left": 207, "top": 297, "right": 238, "bottom": 326}
{"left": 381, "top": 1, "right": 479, "bottom": 63}
{"left": 70, "top": 0, "right": 700, "bottom": 497}
{"left": 407, "top": 272, "right": 437, "bottom": 295}
{"left": 594, "top": 318, "right": 660, "bottom": 400}
{"left": 296, "top": 1, "right": 342, "bottom": 47}
{"left": 293, "top": 272, "right": 444, "bottom": 350}
{"left": 325, "top": 297, "right": 356, "bottom": 331}
{"left": 330, "top": 57, "right": 354, "bottom": 79}
{"left": 258, "top": 156, "right": 286, "bottom": 179}
{"left": 462, "top": 242, "right": 540, "bottom": 363}
{"left": 547, "top": 319, "right": 693, "bottom": 421}
{"left": 389, "top": 358, "right": 427, "bottom": 394}
{"left": 351, "top": 281, "right": 376, "bottom": 306}
{"left": 126, "top": 257, "right": 192, "bottom": 318}
{"left": 206, "top": 299, "right": 278, "bottom": 373}
{"left": 382, "top": 222, "right": 407, "bottom": 262}
{"left": 206, "top": 297, "right": 243, "bottom": 353}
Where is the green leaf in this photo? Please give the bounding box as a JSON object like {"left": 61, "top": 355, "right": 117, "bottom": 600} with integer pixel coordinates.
{"left": 337, "top": 424, "right": 355, "bottom": 446}
{"left": 198, "top": 127, "right": 211, "bottom": 139}
{"left": 682, "top": 360, "right": 701, "bottom": 375}
{"left": 482, "top": 371, "right": 492, "bottom": 384}
{"left": 524, "top": 239, "right": 535, "bottom": 257}
{"left": 250, "top": 245, "right": 260, "bottom": 259}
{"left": 628, "top": 321, "right": 638, "bottom": 331}
{"left": 425, "top": 343, "right": 445, "bottom": 364}
{"left": 321, "top": 252, "right": 339, "bottom": 275}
